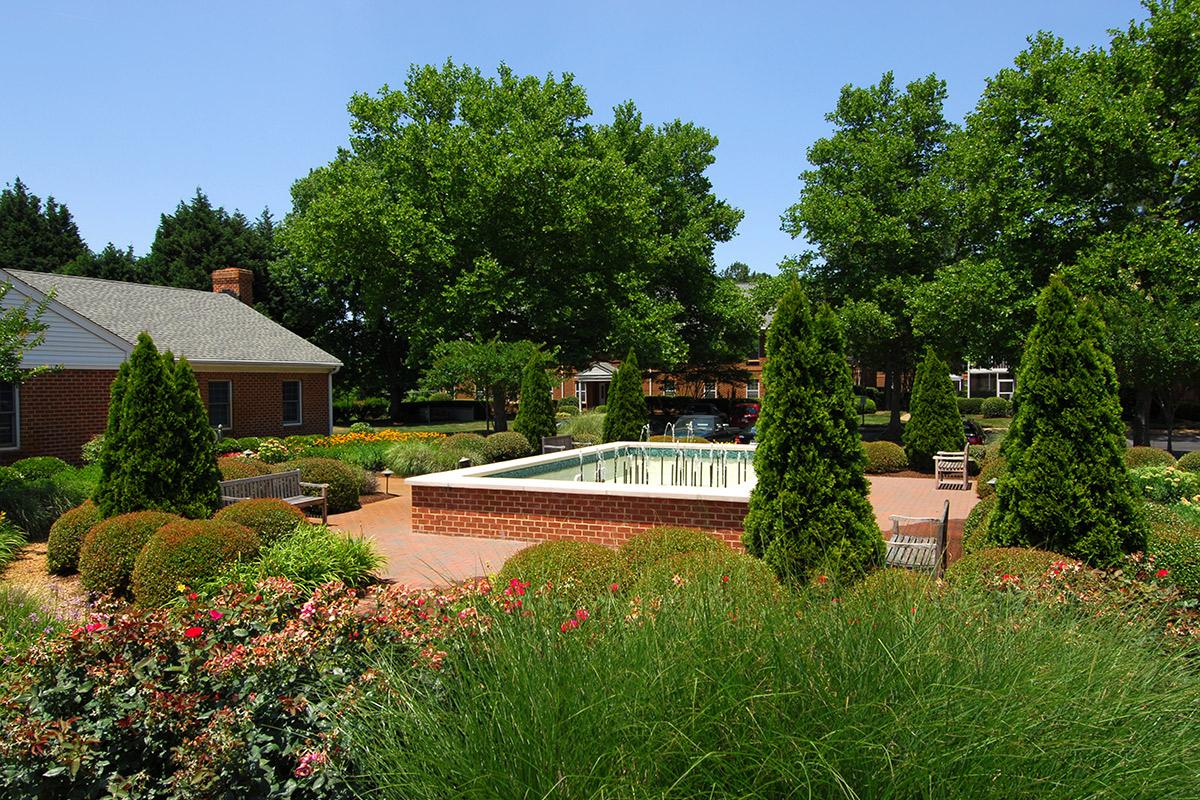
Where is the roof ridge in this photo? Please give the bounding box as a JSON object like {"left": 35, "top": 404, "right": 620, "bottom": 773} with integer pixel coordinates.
{"left": 7, "top": 268, "right": 225, "bottom": 298}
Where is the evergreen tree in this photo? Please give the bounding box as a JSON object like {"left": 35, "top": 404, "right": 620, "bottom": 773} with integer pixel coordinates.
{"left": 94, "top": 360, "right": 131, "bottom": 515}
{"left": 602, "top": 350, "right": 648, "bottom": 443}
{"left": 743, "top": 283, "right": 883, "bottom": 584}
{"left": 990, "top": 277, "right": 1146, "bottom": 566}
{"left": 0, "top": 177, "right": 87, "bottom": 272}
{"left": 902, "top": 347, "right": 966, "bottom": 471}
{"left": 513, "top": 353, "right": 557, "bottom": 449}
{"left": 171, "top": 356, "right": 222, "bottom": 518}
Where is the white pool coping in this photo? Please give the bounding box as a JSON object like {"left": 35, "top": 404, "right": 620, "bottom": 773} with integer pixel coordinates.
{"left": 405, "top": 441, "right": 757, "bottom": 503}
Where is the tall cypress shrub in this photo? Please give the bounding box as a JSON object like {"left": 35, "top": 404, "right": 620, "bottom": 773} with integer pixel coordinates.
{"left": 902, "top": 347, "right": 966, "bottom": 471}
{"left": 990, "top": 278, "right": 1146, "bottom": 566}
{"left": 94, "top": 360, "right": 131, "bottom": 515}
{"left": 172, "top": 356, "right": 222, "bottom": 518}
{"left": 743, "top": 283, "right": 883, "bottom": 584}
{"left": 602, "top": 350, "right": 648, "bottom": 443}
{"left": 513, "top": 353, "right": 557, "bottom": 450}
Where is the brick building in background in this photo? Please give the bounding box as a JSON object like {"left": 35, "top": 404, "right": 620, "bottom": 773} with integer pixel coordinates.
{"left": 0, "top": 267, "right": 341, "bottom": 464}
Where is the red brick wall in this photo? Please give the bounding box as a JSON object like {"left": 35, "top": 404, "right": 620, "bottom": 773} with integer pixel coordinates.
{"left": 410, "top": 484, "right": 748, "bottom": 549}
{"left": 0, "top": 369, "right": 116, "bottom": 465}
{"left": 2, "top": 368, "right": 331, "bottom": 465}
{"left": 196, "top": 372, "right": 329, "bottom": 439}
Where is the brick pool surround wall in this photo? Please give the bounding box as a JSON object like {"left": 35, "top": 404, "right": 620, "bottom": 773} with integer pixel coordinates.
{"left": 406, "top": 443, "right": 754, "bottom": 549}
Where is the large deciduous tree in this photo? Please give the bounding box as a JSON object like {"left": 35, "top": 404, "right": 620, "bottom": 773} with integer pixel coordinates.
{"left": 743, "top": 283, "right": 883, "bottom": 585}
{"left": 281, "top": 62, "right": 753, "bottom": 410}
{"left": 421, "top": 339, "right": 542, "bottom": 432}
{"left": 783, "top": 72, "right": 956, "bottom": 438}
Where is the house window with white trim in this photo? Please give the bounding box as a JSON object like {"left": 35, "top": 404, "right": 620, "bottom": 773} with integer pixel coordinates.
{"left": 703, "top": 381, "right": 717, "bottom": 399}
{"left": 282, "top": 380, "right": 302, "bottom": 426}
{"left": 661, "top": 380, "right": 676, "bottom": 397}
{"left": 0, "top": 383, "right": 17, "bottom": 449}
{"left": 746, "top": 379, "right": 760, "bottom": 399}
{"left": 208, "top": 380, "right": 232, "bottom": 431}
{"left": 575, "top": 381, "right": 587, "bottom": 409}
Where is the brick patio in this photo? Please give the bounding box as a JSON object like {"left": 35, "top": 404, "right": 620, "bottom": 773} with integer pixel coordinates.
{"left": 332, "top": 475, "right": 979, "bottom": 588}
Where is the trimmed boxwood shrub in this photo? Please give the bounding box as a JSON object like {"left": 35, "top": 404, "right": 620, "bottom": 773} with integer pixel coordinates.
{"left": 979, "top": 396, "right": 1011, "bottom": 418}
{"left": 1124, "top": 446, "right": 1176, "bottom": 469}
{"left": 856, "top": 397, "right": 877, "bottom": 415}
{"left": 944, "top": 547, "right": 1093, "bottom": 593}
{"left": 618, "top": 526, "right": 725, "bottom": 579}
{"left": 1144, "top": 503, "right": 1200, "bottom": 598}
{"left": 956, "top": 397, "right": 984, "bottom": 415}
{"left": 497, "top": 541, "right": 622, "bottom": 605}
{"left": 46, "top": 501, "right": 103, "bottom": 575}
{"left": 863, "top": 441, "right": 908, "bottom": 473}
{"left": 482, "top": 431, "right": 533, "bottom": 462}
{"left": 440, "top": 433, "right": 491, "bottom": 464}
{"left": 11, "top": 456, "right": 71, "bottom": 480}
{"left": 217, "top": 456, "right": 273, "bottom": 481}
{"left": 630, "top": 549, "right": 780, "bottom": 604}
{"left": 78, "top": 511, "right": 181, "bottom": 596}
{"left": 976, "top": 456, "right": 1006, "bottom": 500}
{"left": 214, "top": 499, "right": 307, "bottom": 546}
{"left": 131, "top": 519, "right": 260, "bottom": 607}
{"left": 962, "top": 495, "right": 998, "bottom": 555}
{"left": 277, "top": 457, "right": 361, "bottom": 513}
{"left": 1178, "top": 451, "right": 1200, "bottom": 473}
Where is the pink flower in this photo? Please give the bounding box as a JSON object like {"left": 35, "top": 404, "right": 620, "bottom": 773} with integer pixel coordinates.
{"left": 183, "top": 627, "right": 204, "bottom": 639}
{"left": 575, "top": 608, "right": 589, "bottom": 622}
{"left": 209, "top": 609, "right": 224, "bottom": 621}
{"left": 85, "top": 622, "right": 107, "bottom": 633}
{"left": 560, "top": 618, "right": 580, "bottom": 633}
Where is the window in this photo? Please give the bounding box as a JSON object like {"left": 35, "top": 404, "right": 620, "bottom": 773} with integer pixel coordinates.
{"left": 661, "top": 380, "right": 676, "bottom": 397}
{"left": 0, "top": 383, "right": 17, "bottom": 449}
{"left": 208, "top": 380, "right": 232, "bottom": 431}
{"left": 575, "top": 381, "right": 587, "bottom": 408}
{"left": 703, "top": 381, "right": 717, "bottom": 399}
{"left": 282, "top": 380, "right": 302, "bottom": 426}
{"left": 745, "top": 379, "right": 760, "bottom": 399}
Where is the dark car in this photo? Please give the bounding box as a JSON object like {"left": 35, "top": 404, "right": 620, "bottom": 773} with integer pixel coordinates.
{"left": 730, "top": 402, "right": 760, "bottom": 428}
{"left": 734, "top": 425, "right": 757, "bottom": 445}
{"left": 670, "top": 414, "right": 734, "bottom": 441}
{"left": 683, "top": 402, "right": 727, "bottom": 422}
{"left": 964, "top": 419, "right": 985, "bottom": 446}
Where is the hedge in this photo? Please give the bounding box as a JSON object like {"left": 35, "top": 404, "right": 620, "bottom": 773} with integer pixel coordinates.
{"left": 617, "top": 527, "right": 725, "bottom": 580}
{"left": 78, "top": 511, "right": 182, "bottom": 596}
{"left": 482, "top": 431, "right": 533, "bottom": 462}
{"left": 1124, "top": 446, "right": 1176, "bottom": 469}
{"left": 976, "top": 456, "right": 1007, "bottom": 500}
{"left": 863, "top": 441, "right": 908, "bottom": 473}
{"left": 979, "top": 396, "right": 1011, "bottom": 418}
{"left": 956, "top": 397, "right": 984, "bottom": 415}
{"left": 46, "top": 501, "right": 103, "bottom": 575}
{"left": 1178, "top": 451, "right": 1200, "bottom": 473}
{"left": 961, "top": 495, "right": 997, "bottom": 555}
{"left": 217, "top": 457, "right": 274, "bottom": 481}
{"left": 10, "top": 457, "right": 71, "bottom": 480}
{"left": 213, "top": 499, "right": 308, "bottom": 546}
{"left": 496, "top": 541, "right": 622, "bottom": 605}
{"left": 630, "top": 549, "right": 780, "bottom": 605}
{"left": 131, "top": 519, "right": 260, "bottom": 607}
{"left": 277, "top": 457, "right": 361, "bottom": 513}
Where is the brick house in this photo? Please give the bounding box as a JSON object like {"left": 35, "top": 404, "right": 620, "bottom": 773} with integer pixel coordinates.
{"left": 0, "top": 267, "right": 341, "bottom": 464}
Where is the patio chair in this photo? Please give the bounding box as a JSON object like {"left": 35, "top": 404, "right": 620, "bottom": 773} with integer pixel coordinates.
{"left": 541, "top": 435, "right": 575, "bottom": 454}
{"left": 934, "top": 448, "right": 970, "bottom": 490}
{"left": 885, "top": 500, "right": 950, "bottom": 577}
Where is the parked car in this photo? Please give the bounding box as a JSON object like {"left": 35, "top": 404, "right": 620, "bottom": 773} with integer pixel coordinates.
{"left": 963, "top": 419, "right": 985, "bottom": 446}
{"left": 670, "top": 414, "right": 735, "bottom": 441}
{"left": 734, "top": 425, "right": 757, "bottom": 445}
{"left": 730, "top": 402, "right": 760, "bottom": 428}
{"left": 683, "top": 402, "right": 727, "bottom": 422}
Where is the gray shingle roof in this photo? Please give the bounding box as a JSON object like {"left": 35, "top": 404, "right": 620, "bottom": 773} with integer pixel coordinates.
{"left": 8, "top": 270, "right": 341, "bottom": 368}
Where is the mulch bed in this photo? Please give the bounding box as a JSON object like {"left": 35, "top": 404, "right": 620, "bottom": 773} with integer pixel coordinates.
{"left": 1, "top": 543, "right": 90, "bottom": 620}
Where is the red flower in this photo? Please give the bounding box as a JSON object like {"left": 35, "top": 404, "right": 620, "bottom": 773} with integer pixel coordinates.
{"left": 610, "top": 582, "right": 620, "bottom": 592}
{"left": 721, "top": 575, "right": 730, "bottom": 584}
{"left": 575, "top": 608, "right": 589, "bottom": 622}
{"left": 183, "top": 627, "right": 204, "bottom": 638}
{"left": 187, "top": 592, "right": 198, "bottom": 602}
{"left": 209, "top": 609, "right": 224, "bottom": 621}
{"left": 560, "top": 618, "right": 580, "bottom": 633}
{"left": 1156, "top": 568, "right": 1170, "bottom": 579}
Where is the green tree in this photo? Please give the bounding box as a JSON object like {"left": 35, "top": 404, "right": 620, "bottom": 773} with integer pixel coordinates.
{"left": 512, "top": 353, "right": 557, "bottom": 449}
{"left": 743, "top": 283, "right": 883, "bottom": 584}
{"left": 0, "top": 177, "right": 87, "bottom": 272}
{"left": 0, "top": 282, "right": 55, "bottom": 384}
{"left": 783, "top": 72, "right": 956, "bottom": 439}
{"left": 902, "top": 348, "right": 965, "bottom": 471}
{"left": 602, "top": 350, "right": 648, "bottom": 443}
{"left": 60, "top": 242, "right": 142, "bottom": 282}
{"left": 281, "top": 62, "right": 751, "bottom": 410}
{"left": 96, "top": 334, "right": 220, "bottom": 519}
{"left": 422, "top": 339, "right": 541, "bottom": 432}
{"left": 990, "top": 278, "right": 1145, "bottom": 566}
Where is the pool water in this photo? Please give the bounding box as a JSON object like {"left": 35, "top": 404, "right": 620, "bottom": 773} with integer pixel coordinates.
{"left": 482, "top": 444, "right": 756, "bottom": 489}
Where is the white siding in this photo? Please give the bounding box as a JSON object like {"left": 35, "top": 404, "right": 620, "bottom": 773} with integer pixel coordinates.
{"left": 1, "top": 281, "right": 128, "bottom": 368}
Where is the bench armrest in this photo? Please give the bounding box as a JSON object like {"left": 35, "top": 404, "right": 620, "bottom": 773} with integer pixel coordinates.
{"left": 300, "top": 482, "right": 329, "bottom": 497}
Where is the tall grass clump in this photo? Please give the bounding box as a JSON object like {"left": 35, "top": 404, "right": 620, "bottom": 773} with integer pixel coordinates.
{"left": 345, "top": 582, "right": 1200, "bottom": 799}
{"left": 203, "top": 523, "right": 383, "bottom": 595}
{"left": 0, "top": 513, "right": 27, "bottom": 570}
{"left": 385, "top": 441, "right": 460, "bottom": 477}
{"left": 0, "top": 587, "right": 58, "bottom": 656}
{"left": 559, "top": 411, "right": 605, "bottom": 441}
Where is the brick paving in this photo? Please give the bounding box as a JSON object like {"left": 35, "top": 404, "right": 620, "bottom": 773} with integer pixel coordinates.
{"left": 333, "top": 475, "right": 979, "bottom": 588}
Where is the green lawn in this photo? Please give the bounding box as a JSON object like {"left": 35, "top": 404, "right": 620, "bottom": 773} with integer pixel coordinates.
{"left": 333, "top": 420, "right": 491, "bottom": 436}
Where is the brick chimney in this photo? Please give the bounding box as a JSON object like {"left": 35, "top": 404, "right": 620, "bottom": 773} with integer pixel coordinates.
{"left": 211, "top": 268, "right": 254, "bottom": 305}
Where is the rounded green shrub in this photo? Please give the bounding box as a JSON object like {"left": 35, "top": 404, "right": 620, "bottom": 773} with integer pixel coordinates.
{"left": 979, "top": 396, "right": 1012, "bottom": 418}
{"left": 78, "top": 511, "right": 181, "bottom": 596}
{"left": 1124, "top": 446, "right": 1176, "bottom": 469}
{"left": 497, "top": 540, "right": 621, "bottom": 605}
{"left": 11, "top": 456, "right": 71, "bottom": 480}
{"left": 278, "top": 457, "right": 361, "bottom": 513}
{"left": 131, "top": 519, "right": 259, "bottom": 606}
{"left": 859, "top": 397, "right": 877, "bottom": 414}
{"left": 956, "top": 397, "right": 984, "bottom": 415}
{"left": 482, "top": 431, "right": 533, "bottom": 462}
{"left": 593, "top": 404, "right": 608, "bottom": 414}
{"left": 1129, "top": 465, "right": 1200, "bottom": 504}
{"left": 80, "top": 434, "right": 106, "bottom": 465}
{"left": 214, "top": 499, "right": 307, "bottom": 546}
{"left": 863, "top": 441, "right": 908, "bottom": 473}
{"left": 572, "top": 432, "right": 601, "bottom": 446}
{"left": 46, "top": 501, "right": 103, "bottom": 575}
{"left": 440, "top": 433, "right": 491, "bottom": 464}
{"left": 1147, "top": 526, "right": 1200, "bottom": 598}
{"left": 961, "top": 495, "right": 998, "bottom": 555}
{"left": 217, "top": 456, "right": 273, "bottom": 481}
{"left": 1177, "top": 451, "right": 1200, "bottom": 473}
{"left": 630, "top": 549, "right": 780, "bottom": 604}
{"left": 618, "top": 526, "right": 725, "bottom": 579}
{"left": 976, "top": 456, "right": 1007, "bottom": 499}
{"left": 944, "top": 547, "right": 1091, "bottom": 593}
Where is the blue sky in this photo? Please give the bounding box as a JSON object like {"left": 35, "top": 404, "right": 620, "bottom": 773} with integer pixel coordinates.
{"left": 3, "top": 0, "right": 1146, "bottom": 273}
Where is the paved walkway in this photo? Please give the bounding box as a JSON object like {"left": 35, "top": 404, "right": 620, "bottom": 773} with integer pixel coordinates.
{"left": 332, "top": 476, "right": 978, "bottom": 588}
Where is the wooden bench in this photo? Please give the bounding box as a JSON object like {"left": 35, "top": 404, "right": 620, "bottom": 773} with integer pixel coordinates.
{"left": 934, "top": 448, "right": 970, "bottom": 490}
{"left": 541, "top": 435, "right": 575, "bottom": 454}
{"left": 219, "top": 470, "right": 330, "bottom": 524}
{"left": 885, "top": 500, "right": 950, "bottom": 577}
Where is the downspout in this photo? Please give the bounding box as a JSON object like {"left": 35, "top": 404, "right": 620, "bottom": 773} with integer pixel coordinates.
{"left": 327, "top": 367, "right": 339, "bottom": 435}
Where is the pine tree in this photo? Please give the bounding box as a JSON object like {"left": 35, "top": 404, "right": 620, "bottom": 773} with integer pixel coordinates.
{"left": 171, "top": 357, "right": 222, "bottom": 518}
{"left": 94, "top": 360, "right": 131, "bottom": 516}
{"left": 513, "top": 353, "right": 557, "bottom": 449}
{"left": 990, "top": 277, "right": 1146, "bottom": 566}
{"left": 0, "top": 177, "right": 87, "bottom": 272}
{"left": 602, "top": 350, "right": 648, "bottom": 443}
{"left": 743, "top": 283, "right": 883, "bottom": 584}
{"left": 902, "top": 347, "right": 966, "bottom": 471}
